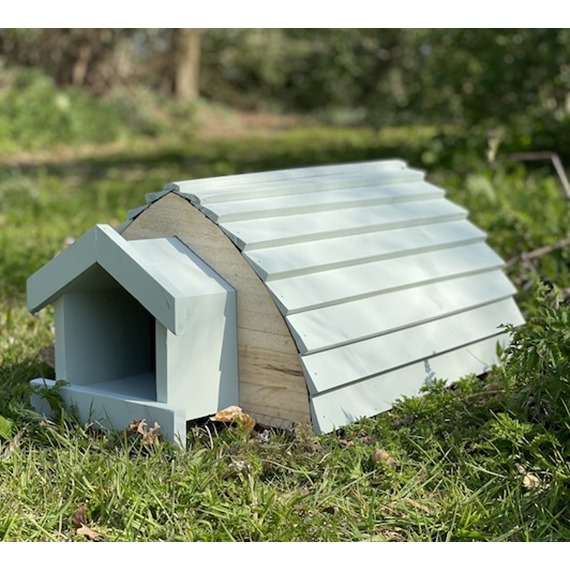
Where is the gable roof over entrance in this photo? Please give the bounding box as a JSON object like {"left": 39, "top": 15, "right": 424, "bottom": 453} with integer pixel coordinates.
{"left": 27, "top": 224, "right": 229, "bottom": 335}
{"left": 123, "top": 158, "right": 525, "bottom": 433}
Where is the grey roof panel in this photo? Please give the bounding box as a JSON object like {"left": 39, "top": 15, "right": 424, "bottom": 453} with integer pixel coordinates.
{"left": 162, "top": 158, "right": 524, "bottom": 433}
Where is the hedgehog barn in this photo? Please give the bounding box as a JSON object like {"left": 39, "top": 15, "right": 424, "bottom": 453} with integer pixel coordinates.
{"left": 27, "top": 159, "right": 525, "bottom": 445}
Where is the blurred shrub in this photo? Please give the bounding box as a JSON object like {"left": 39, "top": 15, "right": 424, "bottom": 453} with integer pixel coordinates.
{"left": 0, "top": 66, "right": 196, "bottom": 152}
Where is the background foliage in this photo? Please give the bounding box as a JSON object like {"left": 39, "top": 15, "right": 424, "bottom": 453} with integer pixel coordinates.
{"left": 2, "top": 29, "right": 570, "bottom": 155}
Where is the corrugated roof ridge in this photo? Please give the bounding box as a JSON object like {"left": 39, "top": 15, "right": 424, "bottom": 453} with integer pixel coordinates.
{"left": 170, "top": 158, "right": 410, "bottom": 190}
{"left": 175, "top": 169, "right": 426, "bottom": 206}
{"left": 196, "top": 181, "right": 443, "bottom": 224}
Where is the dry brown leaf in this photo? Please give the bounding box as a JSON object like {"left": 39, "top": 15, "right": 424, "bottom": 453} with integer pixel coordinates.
{"left": 371, "top": 448, "right": 396, "bottom": 467}
{"left": 128, "top": 419, "right": 142, "bottom": 433}
{"left": 72, "top": 506, "right": 102, "bottom": 540}
{"left": 209, "top": 405, "right": 243, "bottom": 422}
{"left": 76, "top": 523, "right": 101, "bottom": 541}
{"left": 142, "top": 421, "right": 161, "bottom": 446}
{"left": 210, "top": 406, "right": 256, "bottom": 433}
{"left": 127, "top": 419, "right": 161, "bottom": 446}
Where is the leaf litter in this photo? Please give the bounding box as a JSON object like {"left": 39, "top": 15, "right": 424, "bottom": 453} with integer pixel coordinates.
{"left": 210, "top": 405, "right": 256, "bottom": 433}
{"left": 71, "top": 505, "right": 102, "bottom": 541}
{"left": 127, "top": 419, "right": 162, "bottom": 446}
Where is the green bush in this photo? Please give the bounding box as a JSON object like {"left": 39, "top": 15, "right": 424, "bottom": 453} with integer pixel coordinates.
{"left": 0, "top": 68, "right": 118, "bottom": 151}
{"left": 0, "top": 67, "right": 196, "bottom": 153}
{"left": 502, "top": 283, "right": 570, "bottom": 449}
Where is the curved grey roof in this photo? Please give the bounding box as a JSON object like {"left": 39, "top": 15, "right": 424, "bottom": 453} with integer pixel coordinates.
{"left": 132, "top": 159, "right": 524, "bottom": 432}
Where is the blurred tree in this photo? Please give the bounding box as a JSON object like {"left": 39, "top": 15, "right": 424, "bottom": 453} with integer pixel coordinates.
{"left": 0, "top": 29, "right": 131, "bottom": 93}
{"left": 1, "top": 27, "right": 568, "bottom": 144}
{"left": 406, "top": 29, "right": 570, "bottom": 128}
{"left": 172, "top": 28, "right": 202, "bottom": 102}
{"left": 401, "top": 29, "right": 570, "bottom": 158}
{"left": 198, "top": 28, "right": 409, "bottom": 120}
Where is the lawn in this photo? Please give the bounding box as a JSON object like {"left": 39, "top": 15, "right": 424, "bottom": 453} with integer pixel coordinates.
{"left": 1, "top": 120, "right": 569, "bottom": 541}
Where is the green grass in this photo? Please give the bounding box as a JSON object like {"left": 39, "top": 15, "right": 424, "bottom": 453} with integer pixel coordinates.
{"left": 1, "top": 117, "right": 570, "bottom": 541}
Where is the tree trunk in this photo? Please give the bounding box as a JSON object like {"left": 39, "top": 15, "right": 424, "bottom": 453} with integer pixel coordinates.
{"left": 173, "top": 29, "right": 201, "bottom": 103}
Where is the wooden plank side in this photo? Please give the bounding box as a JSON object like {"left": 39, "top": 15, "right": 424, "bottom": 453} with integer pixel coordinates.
{"left": 197, "top": 181, "right": 444, "bottom": 223}
{"left": 287, "top": 270, "right": 517, "bottom": 354}
{"left": 221, "top": 198, "right": 467, "bottom": 251}
{"left": 269, "top": 242, "right": 506, "bottom": 315}
{"left": 239, "top": 387, "right": 310, "bottom": 425}
{"left": 121, "top": 192, "right": 311, "bottom": 426}
{"left": 301, "top": 298, "right": 524, "bottom": 395}
{"left": 309, "top": 333, "right": 511, "bottom": 434}
{"left": 244, "top": 220, "right": 487, "bottom": 281}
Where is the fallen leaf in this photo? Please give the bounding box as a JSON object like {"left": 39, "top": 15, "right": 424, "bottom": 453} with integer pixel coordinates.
{"left": 127, "top": 419, "right": 161, "bottom": 446}
{"left": 128, "top": 419, "right": 142, "bottom": 433}
{"left": 371, "top": 448, "right": 396, "bottom": 467}
{"left": 523, "top": 473, "right": 541, "bottom": 490}
{"left": 71, "top": 506, "right": 102, "bottom": 540}
{"left": 142, "top": 422, "right": 161, "bottom": 446}
{"left": 210, "top": 406, "right": 256, "bottom": 433}
{"left": 209, "top": 405, "right": 242, "bottom": 422}
{"left": 76, "top": 523, "right": 101, "bottom": 541}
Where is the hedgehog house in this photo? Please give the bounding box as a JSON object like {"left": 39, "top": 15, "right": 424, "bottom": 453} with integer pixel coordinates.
{"left": 27, "top": 159, "right": 525, "bottom": 444}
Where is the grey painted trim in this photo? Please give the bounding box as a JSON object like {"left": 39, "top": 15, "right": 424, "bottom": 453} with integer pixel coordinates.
{"left": 27, "top": 224, "right": 232, "bottom": 335}
{"left": 30, "top": 378, "right": 188, "bottom": 445}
